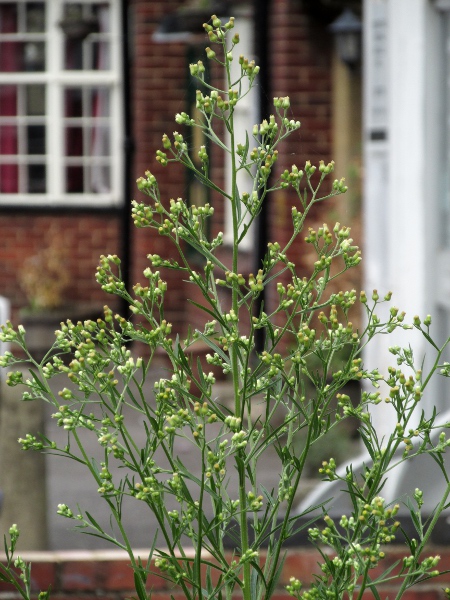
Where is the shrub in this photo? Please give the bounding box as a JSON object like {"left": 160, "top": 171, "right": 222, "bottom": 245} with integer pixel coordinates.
{"left": 2, "top": 14, "right": 450, "bottom": 600}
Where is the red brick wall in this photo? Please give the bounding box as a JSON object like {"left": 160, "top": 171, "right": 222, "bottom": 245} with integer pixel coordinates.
{"left": 1, "top": 548, "right": 450, "bottom": 600}
{"left": 0, "top": 1, "right": 337, "bottom": 337}
{"left": 0, "top": 214, "right": 121, "bottom": 322}
{"left": 131, "top": 0, "right": 190, "bottom": 333}
{"left": 268, "top": 0, "right": 333, "bottom": 270}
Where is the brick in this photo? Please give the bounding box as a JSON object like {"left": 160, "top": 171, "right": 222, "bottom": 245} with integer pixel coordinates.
{"left": 60, "top": 559, "right": 105, "bottom": 591}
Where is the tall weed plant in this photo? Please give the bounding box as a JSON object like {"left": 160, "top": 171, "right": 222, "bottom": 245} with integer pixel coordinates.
{"left": 2, "top": 15, "right": 450, "bottom": 600}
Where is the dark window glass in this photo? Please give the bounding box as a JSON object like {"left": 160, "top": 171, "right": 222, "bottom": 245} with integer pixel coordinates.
{"left": 0, "top": 4, "right": 18, "bottom": 34}
{"left": 28, "top": 163, "right": 46, "bottom": 192}
{"left": 27, "top": 125, "right": 45, "bottom": 154}
{"left": 65, "top": 127, "right": 83, "bottom": 156}
{"left": 66, "top": 165, "right": 84, "bottom": 192}
{"left": 25, "top": 3, "right": 45, "bottom": 33}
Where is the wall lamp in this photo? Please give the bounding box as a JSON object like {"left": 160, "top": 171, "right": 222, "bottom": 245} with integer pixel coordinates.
{"left": 329, "top": 8, "right": 362, "bottom": 69}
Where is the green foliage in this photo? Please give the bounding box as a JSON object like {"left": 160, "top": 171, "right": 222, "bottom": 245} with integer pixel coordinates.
{"left": 2, "top": 14, "right": 450, "bottom": 600}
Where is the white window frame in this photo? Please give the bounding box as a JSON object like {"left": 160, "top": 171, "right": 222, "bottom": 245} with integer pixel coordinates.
{"left": 0, "top": 0, "right": 123, "bottom": 207}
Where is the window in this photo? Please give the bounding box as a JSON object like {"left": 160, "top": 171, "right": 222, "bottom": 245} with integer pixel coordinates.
{"left": 0, "top": 1, "right": 122, "bottom": 207}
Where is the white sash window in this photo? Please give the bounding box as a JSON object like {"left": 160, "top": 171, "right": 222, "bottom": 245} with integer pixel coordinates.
{"left": 0, "top": 1, "right": 122, "bottom": 206}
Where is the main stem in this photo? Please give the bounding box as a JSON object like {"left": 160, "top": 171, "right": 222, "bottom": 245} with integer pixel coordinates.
{"left": 227, "top": 77, "right": 252, "bottom": 600}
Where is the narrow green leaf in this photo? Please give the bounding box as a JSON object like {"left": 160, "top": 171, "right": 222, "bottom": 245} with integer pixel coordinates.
{"left": 133, "top": 571, "right": 148, "bottom": 600}
{"left": 84, "top": 511, "right": 105, "bottom": 534}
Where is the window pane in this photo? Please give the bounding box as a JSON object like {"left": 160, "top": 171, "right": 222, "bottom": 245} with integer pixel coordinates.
{"left": 0, "top": 85, "right": 17, "bottom": 116}
{"left": 86, "top": 39, "right": 110, "bottom": 70}
{"left": 0, "top": 41, "right": 45, "bottom": 72}
{"left": 64, "top": 88, "right": 82, "bottom": 118}
{"left": 62, "top": 3, "right": 111, "bottom": 71}
{"left": 89, "top": 164, "right": 110, "bottom": 193}
{"left": 28, "top": 163, "right": 46, "bottom": 192}
{"left": 89, "top": 125, "right": 110, "bottom": 156}
{"left": 64, "top": 87, "right": 110, "bottom": 117}
{"left": 64, "top": 37, "right": 83, "bottom": 70}
{"left": 90, "top": 87, "right": 110, "bottom": 117}
{"left": 27, "top": 124, "right": 45, "bottom": 154}
{"left": 23, "top": 41, "right": 46, "bottom": 71}
{"left": 0, "top": 41, "right": 22, "bottom": 72}
{"left": 0, "top": 163, "right": 18, "bottom": 192}
{"left": 66, "top": 165, "right": 84, "bottom": 193}
{"left": 25, "top": 2, "right": 46, "bottom": 33}
{"left": 96, "top": 4, "right": 110, "bottom": 34}
{"left": 0, "top": 125, "right": 18, "bottom": 154}
{"left": 26, "top": 84, "right": 45, "bottom": 115}
{"left": 0, "top": 84, "right": 46, "bottom": 194}
{"left": 0, "top": 4, "right": 17, "bottom": 34}
{"left": 65, "top": 126, "right": 83, "bottom": 156}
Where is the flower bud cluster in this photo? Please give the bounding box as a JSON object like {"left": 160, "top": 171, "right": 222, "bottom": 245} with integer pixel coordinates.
{"left": 319, "top": 160, "right": 334, "bottom": 174}
{"left": 205, "top": 443, "right": 227, "bottom": 481}
{"left": 57, "top": 503, "right": 75, "bottom": 518}
{"left": 131, "top": 199, "right": 154, "bottom": 228}
{"left": 98, "top": 463, "right": 118, "bottom": 496}
{"left": 0, "top": 349, "right": 14, "bottom": 367}
{"left": 155, "top": 149, "right": 168, "bottom": 166}
{"left": 154, "top": 556, "right": 182, "bottom": 581}
{"left": 96, "top": 255, "right": 126, "bottom": 296}
{"left": 278, "top": 472, "right": 294, "bottom": 502}
{"left": 196, "top": 89, "right": 229, "bottom": 114}
{"left": 175, "top": 111, "right": 195, "bottom": 126}
{"left": 9, "top": 523, "right": 19, "bottom": 542}
{"left": 6, "top": 370, "right": 24, "bottom": 387}
{"left": 258, "top": 115, "right": 278, "bottom": 139}
{"left": 381, "top": 365, "right": 423, "bottom": 416}
{"left": 134, "top": 476, "right": 163, "bottom": 502}
{"left": 206, "top": 351, "right": 230, "bottom": 374}
{"left": 281, "top": 165, "right": 305, "bottom": 194}
{"left": 18, "top": 433, "right": 52, "bottom": 451}
{"left": 286, "top": 576, "right": 302, "bottom": 599}
{"left": 289, "top": 209, "right": 304, "bottom": 238}
{"left": 198, "top": 145, "right": 208, "bottom": 168}
{"left": 273, "top": 96, "right": 290, "bottom": 110}
{"left": 296, "top": 325, "right": 316, "bottom": 352}
{"left": 52, "top": 404, "right": 95, "bottom": 432}
{"left": 318, "top": 457, "right": 337, "bottom": 480}
{"left": 239, "top": 55, "right": 260, "bottom": 81}
{"left": 136, "top": 169, "right": 157, "bottom": 193}
{"left": 276, "top": 280, "right": 302, "bottom": 310}
{"left": 165, "top": 408, "right": 193, "bottom": 435}
{"left": 329, "top": 289, "right": 357, "bottom": 312}
{"left": 231, "top": 429, "right": 248, "bottom": 450}
{"left": 332, "top": 177, "right": 348, "bottom": 193}
{"left": 247, "top": 269, "right": 264, "bottom": 293}
{"left": 259, "top": 351, "right": 284, "bottom": 378}
{"left": 0, "top": 321, "right": 20, "bottom": 344}
{"left": 189, "top": 60, "right": 205, "bottom": 77}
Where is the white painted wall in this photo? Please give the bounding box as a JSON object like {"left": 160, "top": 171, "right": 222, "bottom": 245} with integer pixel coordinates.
{"left": 363, "top": 0, "right": 447, "bottom": 436}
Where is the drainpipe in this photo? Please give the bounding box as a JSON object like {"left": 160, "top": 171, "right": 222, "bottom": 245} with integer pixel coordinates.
{"left": 254, "top": 0, "right": 270, "bottom": 353}
{"left": 120, "top": 0, "right": 134, "bottom": 314}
